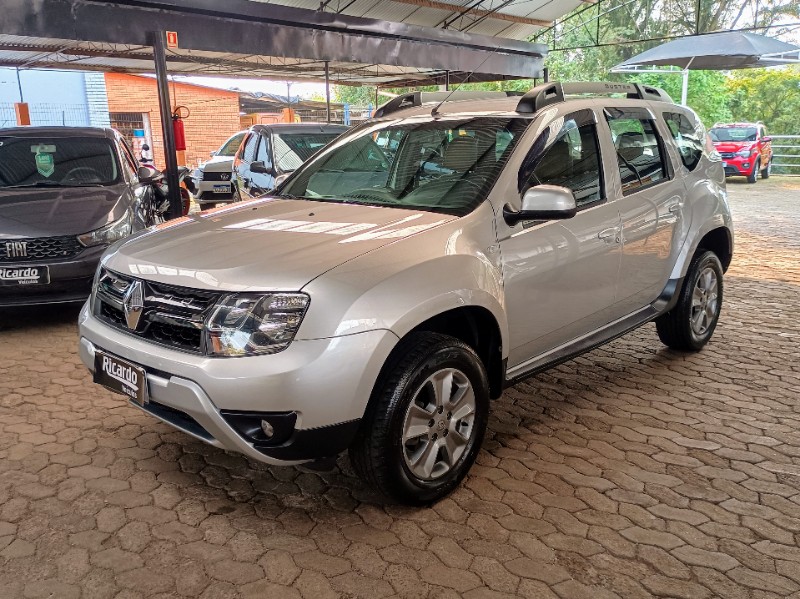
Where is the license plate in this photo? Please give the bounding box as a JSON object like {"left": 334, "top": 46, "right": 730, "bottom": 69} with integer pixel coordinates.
{"left": 93, "top": 350, "right": 148, "bottom": 406}
{"left": 213, "top": 184, "right": 231, "bottom": 193}
{"left": 0, "top": 265, "right": 50, "bottom": 286}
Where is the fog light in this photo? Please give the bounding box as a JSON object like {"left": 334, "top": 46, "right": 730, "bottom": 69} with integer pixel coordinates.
{"left": 260, "top": 420, "right": 274, "bottom": 439}
{"left": 743, "top": 162, "right": 750, "bottom": 168}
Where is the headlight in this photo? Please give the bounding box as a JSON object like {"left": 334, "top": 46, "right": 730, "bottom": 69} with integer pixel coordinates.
{"left": 736, "top": 148, "right": 755, "bottom": 158}
{"left": 205, "top": 293, "right": 309, "bottom": 357}
{"left": 78, "top": 213, "right": 132, "bottom": 247}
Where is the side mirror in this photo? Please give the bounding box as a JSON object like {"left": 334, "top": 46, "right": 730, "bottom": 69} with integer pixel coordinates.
{"left": 762, "top": 136, "right": 772, "bottom": 142}
{"left": 137, "top": 165, "right": 158, "bottom": 183}
{"left": 210, "top": 151, "right": 217, "bottom": 157}
{"left": 273, "top": 173, "right": 290, "bottom": 189}
{"left": 249, "top": 161, "right": 271, "bottom": 175}
{"left": 503, "top": 185, "right": 577, "bottom": 225}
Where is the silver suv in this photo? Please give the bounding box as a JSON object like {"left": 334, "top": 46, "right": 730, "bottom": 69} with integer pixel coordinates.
{"left": 79, "top": 82, "right": 733, "bottom": 505}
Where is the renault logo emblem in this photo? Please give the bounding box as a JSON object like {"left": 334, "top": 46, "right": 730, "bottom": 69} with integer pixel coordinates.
{"left": 123, "top": 280, "right": 144, "bottom": 331}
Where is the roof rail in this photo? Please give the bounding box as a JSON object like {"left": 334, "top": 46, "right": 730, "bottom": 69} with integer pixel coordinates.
{"left": 516, "top": 82, "right": 565, "bottom": 113}
{"left": 516, "top": 81, "right": 673, "bottom": 113}
{"left": 373, "top": 90, "right": 524, "bottom": 118}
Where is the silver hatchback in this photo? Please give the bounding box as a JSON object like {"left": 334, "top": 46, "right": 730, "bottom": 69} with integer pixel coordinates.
{"left": 79, "top": 81, "right": 732, "bottom": 504}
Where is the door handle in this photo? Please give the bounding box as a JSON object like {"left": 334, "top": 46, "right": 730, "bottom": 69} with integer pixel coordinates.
{"left": 598, "top": 227, "right": 620, "bottom": 243}
{"left": 668, "top": 202, "right": 683, "bottom": 215}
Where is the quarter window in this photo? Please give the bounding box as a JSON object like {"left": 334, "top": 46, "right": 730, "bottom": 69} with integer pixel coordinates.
{"left": 256, "top": 135, "right": 273, "bottom": 169}
{"left": 241, "top": 133, "right": 258, "bottom": 162}
{"left": 606, "top": 109, "right": 667, "bottom": 195}
{"left": 523, "top": 113, "right": 604, "bottom": 208}
{"left": 664, "top": 111, "right": 705, "bottom": 171}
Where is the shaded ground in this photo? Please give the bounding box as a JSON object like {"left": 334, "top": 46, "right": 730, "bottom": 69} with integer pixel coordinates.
{"left": 1, "top": 177, "right": 799, "bottom": 598}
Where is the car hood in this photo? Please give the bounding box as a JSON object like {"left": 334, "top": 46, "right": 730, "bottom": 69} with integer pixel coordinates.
{"left": 0, "top": 185, "right": 127, "bottom": 238}
{"left": 103, "top": 197, "right": 456, "bottom": 292}
{"left": 714, "top": 141, "right": 755, "bottom": 153}
{"left": 200, "top": 156, "right": 235, "bottom": 172}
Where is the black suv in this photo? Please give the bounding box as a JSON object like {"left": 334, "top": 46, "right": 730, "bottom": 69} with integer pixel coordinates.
{"left": 0, "top": 127, "right": 159, "bottom": 306}
{"left": 233, "top": 123, "right": 348, "bottom": 200}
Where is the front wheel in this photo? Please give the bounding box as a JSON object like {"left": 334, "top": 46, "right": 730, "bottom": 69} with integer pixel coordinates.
{"left": 349, "top": 332, "right": 489, "bottom": 505}
{"left": 761, "top": 159, "right": 771, "bottom": 179}
{"left": 747, "top": 159, "right": 760, "bottom": 184}
{"left": 655, "top": 250, "right": 723, "bottom": 351}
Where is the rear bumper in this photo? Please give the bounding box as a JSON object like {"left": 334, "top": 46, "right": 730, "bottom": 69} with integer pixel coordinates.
{"left": 0, "top": 247, "right": 103, "bottom": 307}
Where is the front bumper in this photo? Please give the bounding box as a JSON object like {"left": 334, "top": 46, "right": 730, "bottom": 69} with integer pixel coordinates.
{"left": 195, "top": 180, "right": 234, "bottom": 203}
{"left": 0, "top": 246, "right": 104, "bottom": 307}
{"left": 722, "top": 156, "right": 757, "bottom": 177}
{"left": 79, "top": 303, "right": 398, "bottom": 464}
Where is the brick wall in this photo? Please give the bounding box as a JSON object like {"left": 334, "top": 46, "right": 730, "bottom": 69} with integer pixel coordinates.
{"left": 104, "top": 73, "right": 241, "bottom": 169}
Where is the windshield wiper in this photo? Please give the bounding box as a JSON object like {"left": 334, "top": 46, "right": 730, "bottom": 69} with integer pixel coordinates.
{"left": 3, "top": 181, "right": 102, "bottom": 189}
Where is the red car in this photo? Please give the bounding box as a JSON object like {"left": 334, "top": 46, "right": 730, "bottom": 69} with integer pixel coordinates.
{"left": 710, "top": 122, "right": 772, "bottom": 183}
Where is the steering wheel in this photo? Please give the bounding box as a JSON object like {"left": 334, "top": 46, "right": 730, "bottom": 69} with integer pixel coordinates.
{"left": 62, "top": 166, "right": 104, "bottom": 183}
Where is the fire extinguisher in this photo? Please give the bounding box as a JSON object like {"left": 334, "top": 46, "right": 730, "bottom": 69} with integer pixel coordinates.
{"left": 172, "top": 105, "right": 189, "bottom": 152}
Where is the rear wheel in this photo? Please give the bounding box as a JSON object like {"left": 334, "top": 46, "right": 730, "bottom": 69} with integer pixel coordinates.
{"left": 761, "top": 159, "right": 771, "bottom": 179}
{"left": 655, "top": 250, "right": 723, "bottom": 352}
{"left": 350, "top": 332, "right": 489, "bottom": 505}
{"left": 747, "top": 159, "right": 760, "bottom": 184}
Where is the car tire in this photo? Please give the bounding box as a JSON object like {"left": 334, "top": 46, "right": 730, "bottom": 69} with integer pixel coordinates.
{"left": 761, "top": 159, "right": 771, "bottom": 179}
{"left": 655, "top": 250, "right": 723, "bottom": 352}
{"left": 349, "top": 332, "right": 489, "bottom": 505}
{"left": 747, "top": 159, "right": 760, "bottom": 184}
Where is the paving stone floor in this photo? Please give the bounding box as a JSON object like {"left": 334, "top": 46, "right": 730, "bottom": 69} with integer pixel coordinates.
{"left": 1, "top": 177, "right": 799, "bottom": 599}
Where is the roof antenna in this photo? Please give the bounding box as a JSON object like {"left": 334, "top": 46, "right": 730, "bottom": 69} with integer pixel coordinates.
{"left": 430, "top": 39, "right": 509, "bottom": 117}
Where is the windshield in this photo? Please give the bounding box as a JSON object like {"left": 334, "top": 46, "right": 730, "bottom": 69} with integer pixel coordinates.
{"left": 279, "top": 117, "right": 529, "bottom": 216}
{"left": 710, "top": 127, "right": 758, "bottom": 142}
{"left": 0, "top": 136, "right": 119, "bottom": 188}
{"left": 273, "top": 132, "right": 343, "bottom": 172}
{"left": 217, "top": 133, "right": 246, "bottom": 157}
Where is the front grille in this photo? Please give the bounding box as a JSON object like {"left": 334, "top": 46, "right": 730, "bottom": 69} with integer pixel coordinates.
{"left": 0, "top": 236, "right": 83, "bottom": 262}
{"left": 95, "top": 269, "right": 220, "bottom": 354}
{"left": 720, "top": 152, "right": 736, "bottom": 159}
{"left": 201, "top": 171, "right": 233, "bottom": 182}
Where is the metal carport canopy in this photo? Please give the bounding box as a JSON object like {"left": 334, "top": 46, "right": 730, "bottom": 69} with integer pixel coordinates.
{"left": 0, "top": 0, "right": 567, "bottom": 86}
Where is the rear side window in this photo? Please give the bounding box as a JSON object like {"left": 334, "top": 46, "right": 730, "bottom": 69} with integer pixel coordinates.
{"left": 241, "top": 133, "right": 258, "bottom": 162}
{"left": 664, "top": 112, "right": 705, "bottom": 171}
{"left": 605, "top": 108, "right": 667, "bottom": 195}
{"left": 521, "top": 110, "right": 604, "bottom": 208}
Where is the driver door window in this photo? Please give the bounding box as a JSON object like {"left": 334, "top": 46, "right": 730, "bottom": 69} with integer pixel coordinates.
{"left": 523, "top": 116, "right": 604, "bottom": 208}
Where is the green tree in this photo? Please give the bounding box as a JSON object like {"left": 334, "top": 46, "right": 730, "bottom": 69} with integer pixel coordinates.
{"left": 726, "top": 66, "right": 800, "bottom": 134}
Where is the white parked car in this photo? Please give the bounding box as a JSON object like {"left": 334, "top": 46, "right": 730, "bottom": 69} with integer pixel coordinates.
{"left": 190, "top": 131, "right": 246, "bottom": 207}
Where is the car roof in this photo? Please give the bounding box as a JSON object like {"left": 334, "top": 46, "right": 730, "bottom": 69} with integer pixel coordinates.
{"left": 0, "top": 126, "right": 115, "bottom": 139}
{"left": 712, "top": 123, "right": 761, "bottom": 128}
{"left": 372, "top": 82, "right": 677, "bottom": 121}
{"left": 252, "top": 123, "right": 349, "bottom": 134}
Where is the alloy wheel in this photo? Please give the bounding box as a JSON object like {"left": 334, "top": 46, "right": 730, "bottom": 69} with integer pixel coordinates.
{"left": 691, "top": 266, "right": 719, "bottom": 336}
{"left": 401, "top": 368, "right": 476, "bottom": 480}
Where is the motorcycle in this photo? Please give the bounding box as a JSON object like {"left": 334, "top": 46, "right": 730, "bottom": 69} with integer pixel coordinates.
{"left": 138, "top": 164, "right": 192, "bottom": 223}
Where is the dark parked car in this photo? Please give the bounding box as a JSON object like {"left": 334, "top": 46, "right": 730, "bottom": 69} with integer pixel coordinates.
{"left": 233, "top": 123, "right": 348, "bottom": 200}
{"left": 0, "top": 127, "right": 161, "bottom": 306}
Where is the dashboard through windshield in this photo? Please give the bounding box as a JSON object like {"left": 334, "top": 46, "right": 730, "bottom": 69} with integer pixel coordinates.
{"left": 278, "top": 117, "right": 529, "bottom": 216}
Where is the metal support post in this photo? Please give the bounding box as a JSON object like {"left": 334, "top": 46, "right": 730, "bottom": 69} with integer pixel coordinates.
{"left": 445, "top": 70, "right": 450, "bottom": 91}
{"left": 543, "top": 67, "right": 549, "bottom": 83}
{"left": 325, "top": 61, "right": 331, "bottom": 123}
{"left": 151, "top": 31, "right": 182, "bottom": 220}
{"left": 681, "top": 68, "right": 689, "bottom": 106}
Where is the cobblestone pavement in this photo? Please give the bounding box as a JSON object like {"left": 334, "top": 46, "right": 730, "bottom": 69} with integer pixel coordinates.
{"left": 1, "top": 178, "right": 799, "bottom": 599}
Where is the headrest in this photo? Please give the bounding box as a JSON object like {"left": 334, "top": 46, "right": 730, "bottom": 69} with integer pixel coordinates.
{"left": 443, "top": 137, "right": 478, "bottom": 172}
